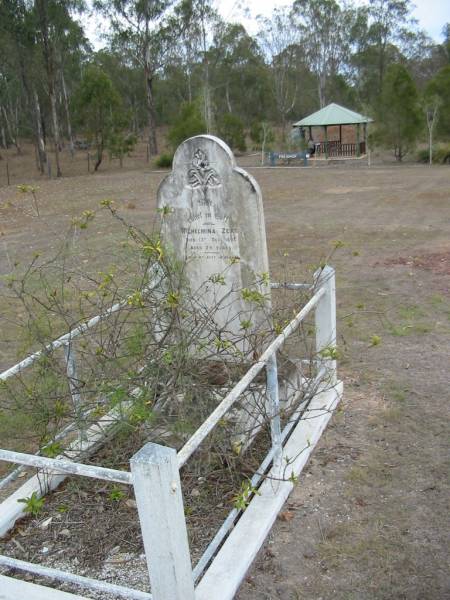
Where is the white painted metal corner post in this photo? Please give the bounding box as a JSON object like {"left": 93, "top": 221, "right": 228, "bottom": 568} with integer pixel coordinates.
{"left": 130, "top": 443, "right": 195, "bottom": 600}
{"left": 266, "top": 354, "right": 282, "bottom": 471}
{"left": 314, "top": 265, "right": 337, "bottom": 384}
{"left": 63, "top": 341, "right": 82, "bottom": 410}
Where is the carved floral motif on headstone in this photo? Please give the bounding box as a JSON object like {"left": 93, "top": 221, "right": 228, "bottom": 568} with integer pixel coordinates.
{"left": 187, "top": 149, "right": 221, "bottom": 192}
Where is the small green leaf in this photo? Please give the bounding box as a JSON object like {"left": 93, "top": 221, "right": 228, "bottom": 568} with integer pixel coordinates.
{"left": 370, "top": 335, "right": 381, "bottom": 346}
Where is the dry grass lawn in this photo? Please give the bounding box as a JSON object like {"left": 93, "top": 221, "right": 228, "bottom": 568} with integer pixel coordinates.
{"left": 0, "top": 145, "right": 449, "bottom": 598}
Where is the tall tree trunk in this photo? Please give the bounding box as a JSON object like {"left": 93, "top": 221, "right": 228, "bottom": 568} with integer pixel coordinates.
{"left": 203, "top": 59, "right": 213, "bottom": 133}
{"left": 426, "top": 103, "right": 439, "bottom": 166}
{"left": 61, "top": 70, "right": 74, "bottom": 157}
{"left": 144, "top": 63, "right": 158, "bottom": 155}
{"left": 261, "top": 122, "right": 270, "bottom": 166}
{"left": 187, "top": 67, "right": 192, "bottom": 104}
{"left": 280, "top": 113, "right": 286, "bottom": 143}
{"left": 33, "top": 88, "right": 47, "bottom": 174}
{"left": 200, "top": 8, "right": 213, "bottom": 133}
{"left": 131, "top": 96, "right": 138, "bottom": 135}
{"left": 225, "top": 82, "right": 232, "bottom": 113}
{"left": 1, "top": 126, "right": 6, "bottom": 149}
{"left": 429, "top": 127, "right": 432, "bottom": 166}
{"left": 36, "top": 0, "right": 62, "bottom": 177}
{"left": 17, "top": 52, "right": 46, "bottom": 170}
{"left": 13, "top": 103, "right": 21, "bottom": 152}
{"left": 1, "top": 105, "right": 21, "bottom": 154}
{"left": 61, "top": 68, "right": 75, "bottom": 158}
{"left": 318, "top": 72, "right": 326, "bottom": 108}
{"left": 377, "top": 38, "right": 387, "bottom": 95}
{"left": 49, "top": 86, "right": 62, "bottom": 176}
{"left": 94, "top": 134, "right": 103, "bottom": 171}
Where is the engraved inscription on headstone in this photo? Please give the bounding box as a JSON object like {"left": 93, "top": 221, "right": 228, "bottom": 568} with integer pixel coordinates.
{"left": 181, "top": 148, "right": 239, "bottom": 265}
{"left": 157, "top": 135, "right": 271, "bottom": 355}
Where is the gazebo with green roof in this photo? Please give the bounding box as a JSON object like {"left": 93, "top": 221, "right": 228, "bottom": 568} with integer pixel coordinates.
{"left": 293, "top": 103, "right": 373, "bottom": 159}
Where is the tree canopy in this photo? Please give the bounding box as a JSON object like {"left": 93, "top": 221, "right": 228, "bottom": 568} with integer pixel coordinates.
{"left": 374, "top": 63, "right": 422, "bottom": 161}
{"left": 0, "top": 0, "right": 448, "bottom": 169}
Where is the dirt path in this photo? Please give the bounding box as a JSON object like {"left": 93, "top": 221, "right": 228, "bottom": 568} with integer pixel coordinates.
{"left": 1, "top": 160, "right": 449, "bottom": 598}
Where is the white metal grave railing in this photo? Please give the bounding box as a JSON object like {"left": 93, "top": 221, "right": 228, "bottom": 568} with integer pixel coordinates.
{"left": 0, "top": 276, "right": 314, "bottom": 492}
{"left": 0, "top": 265, "right": 338, "bottom": 600}
{"left": 0, "top": 278, "right": 162, "bottom": 492}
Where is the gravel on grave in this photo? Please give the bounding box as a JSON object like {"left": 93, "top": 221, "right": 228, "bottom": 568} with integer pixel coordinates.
{"left": 0, "top": 420, "right": 270, "bottom": 599}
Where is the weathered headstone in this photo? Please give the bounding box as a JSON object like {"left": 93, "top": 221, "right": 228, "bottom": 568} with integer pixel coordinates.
{"left": 157, "top": 135, "right": 271, "bottom": 357}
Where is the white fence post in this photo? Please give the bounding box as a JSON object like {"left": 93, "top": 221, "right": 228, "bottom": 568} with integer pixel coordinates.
{"left": 266, "top": 353, "right": 282, "bottom": 471}
{"left": 130, "top": 443, "right": 195, "bottom": 600}
{"left": 314, "top": 265, "right": 337, "bottom": 384}
{"left": 63, "top": 341, "right": 86, "bottom": 441}
{"left": 63, "top": 341, "right": 82, "bottom": 409}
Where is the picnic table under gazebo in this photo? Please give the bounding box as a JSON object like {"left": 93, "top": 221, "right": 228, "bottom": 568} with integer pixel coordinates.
{"left": 293, "top": 103, "right": 373, "bottom": 159}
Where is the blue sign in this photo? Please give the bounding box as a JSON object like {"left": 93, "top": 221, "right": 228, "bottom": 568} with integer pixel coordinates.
{"left": 268, "top": 152, "right": 309, "bottom": 166}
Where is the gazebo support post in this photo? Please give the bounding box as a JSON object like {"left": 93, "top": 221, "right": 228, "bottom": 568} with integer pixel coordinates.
{"left": 324, "top": 125, "right": 328, "bottom": 159}
{"left": 356, "top": 123, "right": 361, "bottom": 157}
{"left": 364, "top": 122, "right": 370, "bottom": 166}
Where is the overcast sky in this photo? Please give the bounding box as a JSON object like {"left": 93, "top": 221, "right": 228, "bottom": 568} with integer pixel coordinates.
{"left": 221, "top": 0, "right": 449, "bottom": 41}
{"left": 83, "top": 0, "right": 449, "bottom": 48}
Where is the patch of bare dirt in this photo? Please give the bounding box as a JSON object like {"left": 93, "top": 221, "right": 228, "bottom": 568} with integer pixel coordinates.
{"left": 415, "top": 190, "right": 450, "bottom": 200}
{"left": 324, "top": 186, "right": 379, "bottom": 194}
{"left": 381, "top": 250, "right": 450, "bottom": 277}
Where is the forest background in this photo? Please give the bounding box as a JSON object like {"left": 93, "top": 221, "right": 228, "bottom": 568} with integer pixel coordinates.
{"left": 0, "top": 0, "right": 449, "bottom": 173}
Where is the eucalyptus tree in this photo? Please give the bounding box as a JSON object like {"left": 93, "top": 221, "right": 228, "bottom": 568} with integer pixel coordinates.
{"left": 0, "top": 0, "right": 45, "bottom": 163}
{"left": 258, "top": 7, "right": 299, "bottom": 139}
{"left": 425, "top": 65, "right": 450, "bottom": 138}
{"left": 367, "top": 0, "right": 416, "bottom": 91}
{"left": 422, "top": 93, "right": 441, "bottom": 165}
{"left": 0, "top": 42, "right": 23, "bottom": 155}
{"left": 443, "top": 24, "right": 450, "bottom": 62}
{"left": 34, "top": 0, "right": 86, "bottom": 176}
{"left": 95, "top": 49, "right": 147, "bottom": 134}
{"left": 0, "top": 0, "right": 88, "bottom": 173}
{"left": 374, "top": 63, "right": 422, "bottom": 161}
{"left": 186, "top": 0, "right": 219, "bottom": 133}
{"left": 168, "top": 0, "right": 203, "bottom": 104}
{"left": 346, "top": 0, "right": 425, "bottom": 108}
{"left": 56, "top": 17, "right": 90, "bottom": 156}
{"left": 95, "top": 0, "right": 178, "bottom": 155}
{"left": 74, "top": 65, "right": 126, "bottom": 170}
{"left": 209, "top": 23, "right": 271, "bottom": 124}
{"left": 292, "top": 0, "right": 354, "bottom": 108}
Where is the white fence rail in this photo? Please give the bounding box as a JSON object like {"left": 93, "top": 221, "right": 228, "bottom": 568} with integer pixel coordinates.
{"left": 0, "top": 266, "right": 340, "bottom": 600}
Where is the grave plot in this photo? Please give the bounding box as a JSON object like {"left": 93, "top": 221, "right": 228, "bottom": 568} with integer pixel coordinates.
{"left": 0, "top": 135, "right": 342, "bottom": 600}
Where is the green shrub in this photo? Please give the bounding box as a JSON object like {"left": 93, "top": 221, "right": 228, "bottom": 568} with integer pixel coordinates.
{"left": 417, "top": 148, "right": 430, "bottom": 163}
{"left": 108, "top": 132, "right": 137, "bottom": 166}
{"left": 217, "top": 114, "right": 247, "bottom": 152}
{"left": 155, "top": 153, "right": 173, "bottom": 168}
{"left": 249, "top": 121, "right": 274, "bottom": 150}
{"left": 168, "top": 103, "right": 206, "bottom": 150}
{"left": 417, "top": 144, "right": 450, "bottom": 164}
{"left": 434, "top": 146, "right": 450, "bottom": 163}
{"left": 374, "top": 64, "right": 422, "bottom": 161}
